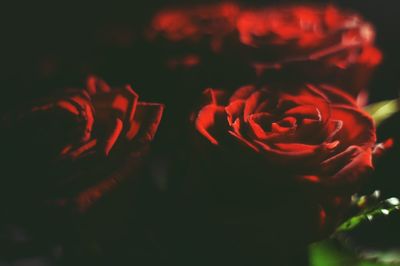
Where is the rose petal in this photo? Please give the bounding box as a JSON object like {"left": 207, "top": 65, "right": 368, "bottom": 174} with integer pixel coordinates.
{"left": 86, "top": 75, "right": 111, "bottom": 95}
{"left": 244, "top": 90, "right": 269, "bottom": 121}
{"left": 92, "top": 86, "right": 139, "bottom": 125}
{"left": 325, "top": 119, "right": 343, "bottom": 142}
{"left": 320, "top": 146, "right": 373, "bottom": 189}
{"left": 103, "top": 118, "right": 124, "bottom": 156}
{"left": 271, "top": 122, "right": 294, "bottom": 134}
{"left": 330, "top": 104, "right": 375, "bottom": 148}
{"left": 247, "top": 113, "right": 275, "bottom": 140}
{"left": 318, "top": 84, "right": 357, "bottom": 106}
{"left": 254, "top": 140, "right": 338, "bottom": 166}
{"left": 278, "top": 85, "right": 331, "bottom": 125}
{"left": 126, "top": 102, "right": 165, "bottom": 142}
{"left": 285, "top": 105, "right": 321, "bottom": 121}
{"left": 203, "top": 88, "right": 228, "bottom": 106}
{"left": 229, "top": 85, "right": 256, "bottom": 102}
{"left": 195, "top": 104, "right": 226, "bottom": 145}
{"left": 225, "top": 100, "right": 245, "bottom": 125}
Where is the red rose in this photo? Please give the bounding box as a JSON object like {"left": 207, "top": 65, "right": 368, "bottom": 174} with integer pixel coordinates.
{"left": 148, "top": 2, "right": 240, "bottom": 54}
{"left": 236, "top": 5, "right": 382, "bottom": 98}
{"left": 2, "top": 76, "right": 164, "bottom": 213}
{"left": 192, "top": 83, "right": 376, "bottom": 239}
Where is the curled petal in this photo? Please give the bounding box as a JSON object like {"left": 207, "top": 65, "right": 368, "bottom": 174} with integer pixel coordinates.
{"left": 195, "top": 104, "right": 226, "bottom": 145}
{"left": 330, "top": 104, "right": 376, "bottom": 148}
{"left": 248, "top": 115, "right": 270, "bottom": 140}
{"left": 229, "top": 85, "right": 256, "bottom": 102}
{"left": 279, "top": 85, "right": 331, "bottom": 125}
{"left": 244, "top": 90, "right": 269, "bottom": 121}
{"left": 285, "top": 105, "right": 321, "bottom": 121}
{"left": 86, "top": 75, "right": 111, "bottom": 95}
{"left": 372, "top": 138, "right": 394, "bottom": 160}
{"left": 325, "top": 119, "right": 343, "bottom": 142}
{"left": 203, "top": 88, "right": 228, "bottom": 106}
{"left": 225, "top": 100, "right": 245, "bottom": 125}
{"left": 320, "top": 145, "right": 373, "bottom": 188}
{"left": 318, "top": 84, "right": 357, "bottom": 107}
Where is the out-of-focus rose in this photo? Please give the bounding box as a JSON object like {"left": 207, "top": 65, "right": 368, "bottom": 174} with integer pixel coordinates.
{"left": 148, "top": 2, "right": 240, "bottom": 54}
{"left": 2, "top": 76, "right": 164, "bottom": 213}
{"left": 147, "top": 4, "right": 381, "bottom": 100}
{"left": 190, "top": 83, "right": 375, "bottom": 247}
{"left": 236, "top": 5, "right": 382, "bottom": 98}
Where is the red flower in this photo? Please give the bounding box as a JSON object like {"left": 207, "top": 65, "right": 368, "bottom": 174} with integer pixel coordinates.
{"left": 2, "top": 76, "right": 164, "bottom": 213}
{"left": 193, "top": 83, "right": 376, "bottom": 233}
{"left": 236, "top": 5, "right": 382, "bottom": 97}
{"left": 148, "top": 2, "right": 240, "bottom": 53}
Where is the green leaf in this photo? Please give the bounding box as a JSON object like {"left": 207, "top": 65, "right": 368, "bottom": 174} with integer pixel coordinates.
{"left": 309, "top": 197, "right": 400, "bottom": 265}
{"left": 364, "top": 99, "right": 399, "bottom": 126}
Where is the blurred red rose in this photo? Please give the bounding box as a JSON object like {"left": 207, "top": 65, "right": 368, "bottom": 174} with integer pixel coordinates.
{"left": 148, "top": 4, "right": 381, "bottom": 100}
{"left": 2, "top": 76, "right": 164, "bottom": 213}
{"left": 148, "top": 2, "right": 240, "bottom": 54}
{"left": 236, "top": 5, "right": 382, "bottom": 98}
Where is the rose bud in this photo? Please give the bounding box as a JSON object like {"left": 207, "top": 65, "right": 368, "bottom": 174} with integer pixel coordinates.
{"left": 184, "top": 83, "right": 376, "bottom": 263}
{"left": 236, "top": 5, "right": 382, "bottom": 99}
{"left": 1, "top": 76, "right": 164, "bottom": 215}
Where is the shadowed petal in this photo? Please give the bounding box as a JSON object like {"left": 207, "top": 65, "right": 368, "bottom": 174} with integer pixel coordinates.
{"left": 126, "top": 102, "right": 165, "bottom": 143}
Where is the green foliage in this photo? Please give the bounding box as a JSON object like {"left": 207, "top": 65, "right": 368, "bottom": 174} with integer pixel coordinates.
{"left": 364, "top": 99, "right": 399, "bottom": 126}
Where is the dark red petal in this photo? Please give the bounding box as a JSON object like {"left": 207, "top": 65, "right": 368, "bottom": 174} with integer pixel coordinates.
{"left": 231, "top": 118, "right": 242, "bottom": 136}
{"left": 271, "top": 122, "right": 295, "bottom": 134}
{"left": 121, "top": 85, "right": 139, "bottom": 123}
{"left": 244, "top": 90, "right": 268, "bottom": 121}
{"left": 285, "top": 105, "right": 321, "bottom": 120}
{"left": 247, "top": 113, "right": 275, "bottom": 140}
{"left": 225, "top": 100, "right": 245, "bottom": 125}
{"left": 195, "top": 104, "right": 226, "bottom": 145}
{"left": 126, "top": 102, "right": 165, "bottom": 142}
{"left": 318, "top": 84, "right": 358, "bottom": 106}
{"left": 92, "top": 87, "right": 138, "bottom": 128}
{"left": 325, "top": 119, "right": 343, "bottom": 142}
{"left": 373, "top": 138, "right": 394, "bottom": 159}
{"left": 202, "top": 88, "right": 228, "bottom": 106}
{"left": 65, "top": 139, "right": 98, "bottom": 160}
{"left": 279, "top": 85, "right": 331, "bottom": 125}
{"left": 229, "top": 85, "right": 256, "bottom": 102}
{"left": 358, "top": 46, "right": 382, "bottom": 66}
{"left": 86, "top": 75, "right": 111, "bottom": 95}
{"left": 254, "top": 140, "right": 338, "bottom": 165}
{"left": 57, "top": 101, "right": 80, "bottom": 115}
{"left": 320, "top": 146, "right": 373, "bottom": 188}
{"left": 104, "top": 118, "right": 124, "bottom": 156}
{"left": 330, "top": 104, "right": 376, "bottom": 148}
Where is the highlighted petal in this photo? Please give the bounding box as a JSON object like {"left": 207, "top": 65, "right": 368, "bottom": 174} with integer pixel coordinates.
{"left": 229, "top": 85, "right": 256, "bottom": 102}
{"left": 195, "top": 104, "right": 226, "bottom": 145}
{"left": 86, "top": 75, "right": 111, "bottom": 95}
